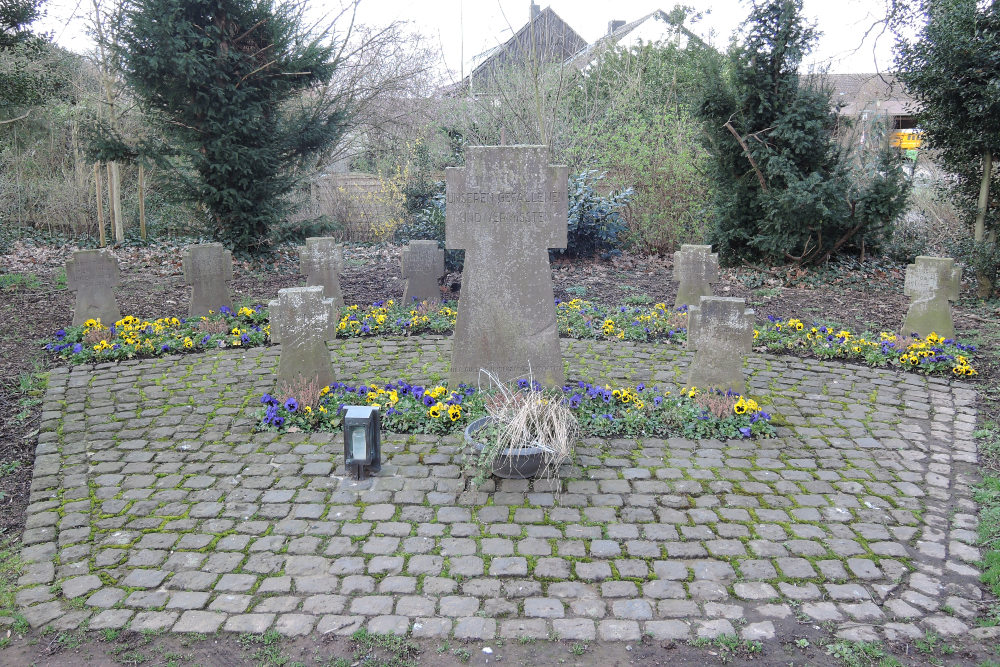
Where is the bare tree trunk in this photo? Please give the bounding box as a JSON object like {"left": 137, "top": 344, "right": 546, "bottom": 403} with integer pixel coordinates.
{"left": 72, "top": 122, "right": 88, "bottom": 235}
{"left": 95, "top": 163, "right": 106, "bottom": 247}
{"left": 974, "top": 149, "right": 995, "bottom": 298}
{"left": 93, "top": 0, "right": 126, "bottom": 244}
{"left": 138, "top": 163, "right": 147, "bottom": 240}
{"left": 106, "top": 162, "right": 124, "bottom": 243}
{"left": 975, "top": 149, "right": 992, "bottom": 242}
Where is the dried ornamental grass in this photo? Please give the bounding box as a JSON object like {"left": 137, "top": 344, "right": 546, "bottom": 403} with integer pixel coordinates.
{"left": 477, "top": 369, "right": 579, "bottom": 481}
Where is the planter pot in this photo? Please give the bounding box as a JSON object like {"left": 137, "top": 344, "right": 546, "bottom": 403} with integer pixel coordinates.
{"left": 464, "top": 415, "right": 546, "bottom": 479}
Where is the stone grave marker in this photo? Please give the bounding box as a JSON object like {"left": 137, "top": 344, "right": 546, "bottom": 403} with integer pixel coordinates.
{"left": 268, "top": 286, "right": 338, "bottom": 388}
{"left": 299, "top": 237, "right": 345, "bottom": 307}
{"left": 673, "top": 244, "right": 718, "bottom": 308}
{"left": 902, "top": 256, "right": 961, "bottom": 339}
{"left": 182, "top": 243, "right": 233, "bottom": 317}
{"left": 686, "top": 296, "right": 755, "bottom": 393}
{"left": 445, "top": 145, "right": 568, "bottom": 387}
{"left": 401, "top": 240, "right": 445, "bottom": 305}
{"left": 65, "top": 249, "right": 122, "bottom": 326}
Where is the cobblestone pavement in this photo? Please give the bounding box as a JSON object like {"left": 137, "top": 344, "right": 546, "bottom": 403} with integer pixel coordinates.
{"left": 16, "top": 337, "right": 986, "bottom": 644}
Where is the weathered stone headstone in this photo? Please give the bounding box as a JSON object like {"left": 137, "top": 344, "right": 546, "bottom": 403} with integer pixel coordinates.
{"left": 902, "top": 256, "right": 961, "bottom": 339}
{"left": 673, "top": 244, "right": 718, "bottom": 308}
{"left": 65, "top": 249, "right": 121, "bottom": 326}
{"left": 686, "top": 296, "right": 755, "bottom": 393}
{"left": 268, "top": 286, "right": 338, "bottom": 388}
{"left": 401, "top": 240, "right": 445, "bottom": 305}
{"left": 182, "top": 243, "right": 233, "bottom": 317}
{"left": 299, "top": 237, "right": 345, "bottom": 307}
{"left": 445, "top": 145, "right": 568, "bottom": 387}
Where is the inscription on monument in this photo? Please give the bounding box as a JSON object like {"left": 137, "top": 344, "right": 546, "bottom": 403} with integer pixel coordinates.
{"left": 445, "top": 146, "right": 568, "bottom": 387}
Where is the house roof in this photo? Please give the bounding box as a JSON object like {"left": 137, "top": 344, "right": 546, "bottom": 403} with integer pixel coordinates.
{"left": 466, "top": 6, "right": 587, "bottom": 82}
{"left": 815, "top": 73, "right": 917, "bottom": 116}
{"left": 567, "top": 9, "right": 709, "bottom": 70}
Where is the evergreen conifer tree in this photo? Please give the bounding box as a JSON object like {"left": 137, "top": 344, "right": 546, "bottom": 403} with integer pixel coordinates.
{"left": 115, "top": 0, "right": 346, "bottom": 253}
{"left": 699, "top": 0, "right": 909, "bottom": 265}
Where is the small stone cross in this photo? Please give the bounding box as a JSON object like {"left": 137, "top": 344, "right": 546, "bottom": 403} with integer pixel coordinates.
{"left": 902, "top": 256, "right": 961, "bottom": 339}
{"left": 686, "top": 296, "right": 755, "bottom": 393}
{"left": 673, "top": 244, "right": 719, "bottom": 308}
{"left": 268, "top": 286, "right": 338, "bottom": 388}
{"left": 65, "top": 249, "right": 122, "bottom": 326}
{"left": 401, "top": 240, "right": 445, "bottom": 305}
{"left": 299, "top": 237, "right": 345, "bottom": 307}
{"left": 183, "top": 243, "right": 234, "bottom": 317}
{"left": 445, "top": 145, "right": 568, "bottom": 387}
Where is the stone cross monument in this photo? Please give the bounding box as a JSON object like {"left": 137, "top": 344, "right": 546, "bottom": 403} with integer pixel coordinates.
{"left": 268, "top": 286, "right": 338, "bottom": 388}
{"left": 299, "top": 237, "right": 345, "bottom": 307}
{"left": 183, "top": 243, "right": 234, "bottom": 317}
{"left": 65, "top": 249, "right": 122, "bottom": 326}
{"left": 445, "top": 145, "right": 568, "bottom": 387}
{"left": 673, "top": 244, "right": 719, "bottom": 308}
{"left": 401, "top": 240, "right": 445, "bottom": 305}
{"left": 901, "top": 256, "right": 961, "bottom": 339}
{"left": 686, "top": 296, "right": 755, "bottom": 393}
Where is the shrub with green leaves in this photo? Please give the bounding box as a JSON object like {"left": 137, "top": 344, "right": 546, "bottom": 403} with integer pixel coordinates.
{"left": 560, "top": 170, "right": 633, "bottom": 259}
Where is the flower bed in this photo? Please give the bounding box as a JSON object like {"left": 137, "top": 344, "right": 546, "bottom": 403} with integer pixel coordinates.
{"left": 754, "top": 317, "right": 978, "bottom": 376}
{"left": 42, "top": 300, "right": 979, "bottom": 380}
{"left": 556, "top": 298, "right": 688, "bottom": 342}
{"left": 43, "top": 306, "right": 269, "bottom": 363}
{"left": 258, "top": 380, "right": 776, "bottom": 441}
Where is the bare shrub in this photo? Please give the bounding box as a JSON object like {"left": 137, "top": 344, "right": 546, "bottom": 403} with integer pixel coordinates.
{"left": 83, "top": 328, "right": 110, "bottom": 346}
{"left": 276, "top": 375, "right": 327, "bottom": 411}
{"left": 478, "top": 369, "right": 578, "bottom": 481}
{"left": 195, "top": 320, "right": 229, "bottom": 335}
{"left": 695, "top": 391, "right": 738, "bottom": 419}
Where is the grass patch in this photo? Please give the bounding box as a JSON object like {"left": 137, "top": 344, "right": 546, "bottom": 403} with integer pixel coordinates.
{"left": 976, "top": 422, "right": 1000, "bottom": 596}
{"left": 345, "top": 628, "right": 420, "bottom": 667}
{"left": 0, "top": 272, "right": 42, "bottom": 291}
{"left": 238, "top": 630, "right": 300, "bottom": 666}
{"left": 0, "top": 536, "right": 25, "bottom": 615}
{"left": 825, "top": 639, "right": 902, "bottom": 666}
{"left": 690, "top": 634, "right": 762, "bottom": 663}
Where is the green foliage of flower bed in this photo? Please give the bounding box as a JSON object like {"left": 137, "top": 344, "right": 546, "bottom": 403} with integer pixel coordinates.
{"left": 754, "top": 317, "right": 978, "bottom": 377}
{"left": 258, "top": 379, "right": 776, "bottom": 441}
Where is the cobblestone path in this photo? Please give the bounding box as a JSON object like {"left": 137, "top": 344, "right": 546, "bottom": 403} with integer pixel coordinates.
{"left": 17, "top": 337, "right": 984, "bottom": 644}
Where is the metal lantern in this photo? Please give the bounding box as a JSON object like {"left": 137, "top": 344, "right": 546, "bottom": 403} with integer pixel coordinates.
{"left": 341, "top": 405, "right": 381, "bottom": 479}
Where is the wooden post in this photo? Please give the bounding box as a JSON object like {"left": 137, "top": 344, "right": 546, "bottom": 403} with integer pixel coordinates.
{"left": 138, "top": 163, "right": 147, "bottom": 240}
{"left": 107, "top": 162, "right": 124, "bottom": 243}
{"left": 95, "top": 163, "right": 106, "bottom": 247}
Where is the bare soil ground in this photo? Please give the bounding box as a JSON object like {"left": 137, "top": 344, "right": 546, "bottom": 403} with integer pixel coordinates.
{"left": 0, "top": 620, "right": 996, "bottom": 666}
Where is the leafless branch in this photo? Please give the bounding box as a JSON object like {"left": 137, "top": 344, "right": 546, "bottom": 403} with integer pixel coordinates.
{"left": 724, "top": 120, "right": 768, "bottom": 191}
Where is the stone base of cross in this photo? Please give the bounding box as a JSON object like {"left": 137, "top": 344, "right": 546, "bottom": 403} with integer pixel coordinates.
{"left": 901, "top": 256, "right": 961, "bottom": 339}
{"left": 686, "top": 296, "right": 755, "bottom": 394}
{"left": 66, "top": 249, "right": 122, "bottom": 326}
{"left": 268, "top": 286, "right": 339, "bottom": 389}
{"left": 445, "top": 145, "right": 568, "bottom": 388}
{"left": 673, "top": 244, "right": 719, "bottom": 308}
